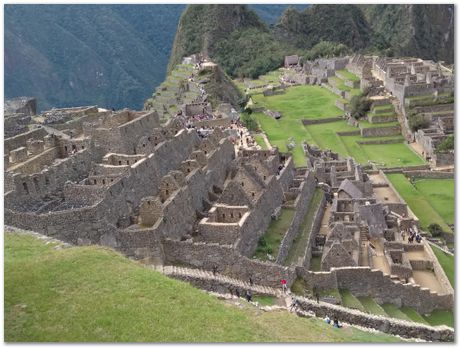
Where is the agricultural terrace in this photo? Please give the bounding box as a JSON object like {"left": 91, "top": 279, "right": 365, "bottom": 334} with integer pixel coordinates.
{"left": 249, "top": 84, "right": 425, "bottom": 168}
{"left": 386, "top": 174, "right": 454, "bottom": 234}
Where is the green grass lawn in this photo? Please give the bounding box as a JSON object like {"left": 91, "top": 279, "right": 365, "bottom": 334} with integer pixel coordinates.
{"left": 284, "top": 189, "right": 324, "bottom": 266}
{"left": 386, "top": 174, "right": 453, "bottom": 233}
{"left": 329, "top": 76, "right": 352, "bottom": 92}
{"left": 251, "top": 85, "right": 425, "bottom": 169}
{"left": 336, "top": 69, "right": 360, "bottom": 82}
{"left": 399, "top": 307, "right": 430, "bottom": 325}
{"left": 340, "top": 289, "right": 365, "bottom": 311}
{"left": 414, "top": 179, "right": 454, "bottom": 225}
{"left": 430, "top": 244, "right": 454, "bottom": 287}
{"left": 309, "top": 255, "right": 322, "bottom": 272}
{"left": 357, "top": 297, "right": 388, "bottom": 316}
{"left": 253, "top": 208, "right": 296, "bottom": 261}
{"left": 253, "top": 134, "right": 268, "bottom": 149}
{"left": 381, "top": 304, "right": 411, "bottom": 321}
{"left": 5, "top": 232, "right": 402, "bottom": 343}
{"left": 424, "top": 310, "right": 454, "bottom": 328}
{"left": 358, "top": 120, "right": 399, "bottom": 129}
{"left": 252, "top": 85, "right": 343, "bottom": 120}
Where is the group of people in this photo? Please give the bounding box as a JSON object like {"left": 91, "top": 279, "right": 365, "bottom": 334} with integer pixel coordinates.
{"left": 408, "top": 229, "right": 422, "bottom": 244}
{"left": 325, "top": 315, "right": 343, "bottom": 328}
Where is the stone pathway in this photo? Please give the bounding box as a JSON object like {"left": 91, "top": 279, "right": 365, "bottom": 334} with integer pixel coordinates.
{"left": 152, "top": 265, "right": 282, "bottom": 297}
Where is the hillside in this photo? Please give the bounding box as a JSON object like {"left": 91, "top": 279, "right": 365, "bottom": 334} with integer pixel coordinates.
{"left": 169, "top": 4, "right": 454, "bottom": 80}
{"left": 5, "top": 231, "right": 402, "bottom": 342}
{"left": 359, "top": 4, "right": 454, "bottom": 62}
{"left": 5, "top": 4, "right": 185, "bottom": 111}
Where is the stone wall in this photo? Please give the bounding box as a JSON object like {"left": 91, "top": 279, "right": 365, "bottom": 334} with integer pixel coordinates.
{"left": 360, "top": 125, "right": 401, "bottom": 137}
{"left": 301, "top": 194, "right": 326, "bottom": 268}
{"left": 433, "top": 152, "right": 454, "bottom": 167}
{"left": 295, "top": 297, "right": 453, "bottom": 342}
{"left": 402, "top": 170, "right": 454, "bottom": 179}
{"left": 333, "top": 267, "right": 453, "bottom": 314}
{"left": 163, "top": 239, "right": 296, "bottom": 288}
{"left": 302, "top": 117, "right": 343, "bottom": 125}
{"left": 4, "top": 127, "right": 48, "bottom": 154}
{"left": 275, "top": 172, "right": 316, "bottom": 264}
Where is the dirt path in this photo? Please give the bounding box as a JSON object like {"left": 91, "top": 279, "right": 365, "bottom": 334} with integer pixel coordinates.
{"left": 370, "top": 239, "right": 391, "bottom": 275}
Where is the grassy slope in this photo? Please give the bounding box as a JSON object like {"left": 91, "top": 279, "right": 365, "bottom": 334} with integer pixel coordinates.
{"left": 254, "top": 208, "right": 295, "bottom": 261}
{"left": 284, "top": 189, "right": 324, "bottom": 266}
{"left": 5, "top": 232, "right": 401, "bottom": 343}
{"left": 414, "top": 179, "right": 454, "bottom": 225}
{"left": 250, "top": 83, "right": 424, "bottom": 168}
{"left": 386, "top": 174, "right": 453, "bottom": 233}
{"left": 430, "top": 244, "right": 454, "bottom": 287}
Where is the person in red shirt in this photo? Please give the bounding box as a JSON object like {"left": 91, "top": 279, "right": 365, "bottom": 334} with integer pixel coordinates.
{"left": 281, "top": 279, "right": 287, "bottom": 294}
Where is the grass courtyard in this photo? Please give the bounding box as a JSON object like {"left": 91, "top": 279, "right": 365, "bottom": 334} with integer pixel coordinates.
{"left": 386, "top": 174, "right": 453, "bottom": 234}
{"left": 249, "top": 84, "right": 425, "bottom": 168}
{"left": 5, "top": 232, "right": 402, "bottom": 343}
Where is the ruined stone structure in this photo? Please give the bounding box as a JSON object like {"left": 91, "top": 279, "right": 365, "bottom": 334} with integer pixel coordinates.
{"left": 4, "top": 55, "right": 454, "bottom": 338}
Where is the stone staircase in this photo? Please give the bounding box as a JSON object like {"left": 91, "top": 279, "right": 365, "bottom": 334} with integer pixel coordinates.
{"left": 359, "top": 227, "right": 369, "bottom": 266}
{"left": 152, "top": 265, "right": 282, "bottom": 297}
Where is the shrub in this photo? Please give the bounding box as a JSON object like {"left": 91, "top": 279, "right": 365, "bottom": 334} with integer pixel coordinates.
{"left": 428, "top": 223, "right": 443, "bottom": 237}
{"left": 349, "top": 95, "right": 371, "bottom": 120}
{"left": 436, "top": 135, "right": 454, "bottom": 153}
{"left": 408, "top": 115, "right": 430, "bottom": 132}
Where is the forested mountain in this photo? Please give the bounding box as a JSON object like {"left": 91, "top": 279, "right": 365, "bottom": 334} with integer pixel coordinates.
{"left": 5, "top": 4, "right": 454, "bottom": 112}
{"left": 4, "top": 4, "right": 300, "bottom": 111}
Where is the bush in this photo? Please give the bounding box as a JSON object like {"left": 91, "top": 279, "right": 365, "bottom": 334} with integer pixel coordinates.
{"left": 436, "top": 135, "right": 454, "bottom": 153}
{"left": 241, "top": 112, "right": 258, "bottom": 131}
{"left": 303, "top": 41, "right": 351, "bottom": 60}
{"left": 349, "top": 95, "right": 371, "bottom": 120}
{"left": 408, "top": 115, "right": 430, "bottom": 132}
{"left": 428, "top": 223, "right": 443, "bottom": 237}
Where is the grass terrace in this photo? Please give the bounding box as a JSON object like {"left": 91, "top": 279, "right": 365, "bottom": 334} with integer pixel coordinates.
{"left": 253, "top": 134, "right": 268, "bottom": 149}
{"left": 430, "top": 244, "right": 454, "bottom": 287}
{"left": 386, "top": 174, "right": 453, "bottom": 233}
{"left": 5, "top": 233, "right": 405, "bottom": 343}
{"left": 336, "top": 69, "right": 360, "bottom": 82}
{"left": 284, "top": 189, "right": 324, "bottom": 266}
{"left": 253, "top": 208, "right": 296, "bottom": 261}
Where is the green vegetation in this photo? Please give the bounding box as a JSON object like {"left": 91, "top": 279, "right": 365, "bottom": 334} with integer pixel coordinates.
{"left": 381, "top": 304, "right": 411, "bottom": 321}
{"left": 253, "top": 134, "right": 268, "bottom": 149}
{"left": 251, "top": 84, "right": 424, "bottom": 168}
{"left": 302, "top": 41, "right": 351, "bottom": 60}
{"left": 430, "top": 244, "right": 454, "bottom": 287}
{"left": 284, "top": 189, "right": 324, "bottom": 266}
{"left": 252, "top": 295, "right": 276, "bottom": 306}
{"left": 357, "top": 297, "right": 388, "bottom": 316}
{"left": 254, "top": 208, "right": 296, "bottom": 261}
{"left": 309, "top": 255, "right": 322, "bottom": 272}
{"left": 424, "top": 310, "right": 454, "bottom": 328}
{"left": 5, "top": 232, "right": 402, "bottom": 343}
{"left": 399, "top": 307, "right": 429, "bottom": 325}
{"left": 339, "top": 289, "right": 365, "bottom": 311}
{"left": 408, "top": 114, "right": 430, "bottom": 132}
{"left": 336, "top": 69, "right": 359, "bottom": 82}
{"left": 436, "top": 135, "right": 454, "bottom": 153}
{"left": 386, "top": 174, "right": 453, "bottom": 233}
{"left": 349, "top": 93, "right": 371, "bottom": 120}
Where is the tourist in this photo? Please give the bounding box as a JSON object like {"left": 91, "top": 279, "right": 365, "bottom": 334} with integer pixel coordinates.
{"left": 235, "top": 288, "right": 240, "bottom": 298}
{"left": 324, "top": 315, "right": 331, "bottom": 325}
{"left": 249, "top": 276, "right": 254, "bottom": 286}
{"left": 280, "top": 279, "right": 287, "bottom": 294}
{"left": 212, "top": 265, "right": 218, "bottom": 276}
{"left": 245, "top": 290, "right": 252, "bottom": 302}
{"left": 333, "top": 318, "right": 342, "bottom": 328}
{"left": 416, "top": 234, "right": 422, "bottom": 243}
{"left": 312, "top": 286, "right": 320, "bottom": 303}
{"left": 289, "top": 296, "right": 299, "bottom": 312}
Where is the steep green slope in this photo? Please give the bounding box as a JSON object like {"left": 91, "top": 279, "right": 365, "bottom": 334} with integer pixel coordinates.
{"left": 168, "top": 4, "right": 290, "bottom": 78}
{"left": 360, "top": 4, "right": 454, "bottom": 63}
{"left": 274, "top": 5, "right": 372, "bottom": 51}
{"left": 5, "top": 4, "right": 185, "bottom": 111}
{"left": 5, "top": 232, "right": 401, "bottom": 342}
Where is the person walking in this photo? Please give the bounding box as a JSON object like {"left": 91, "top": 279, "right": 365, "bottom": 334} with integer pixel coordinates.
{"left": 281, "top": 279, "right": 287, "bottom": 294}
{"left": 246, "top": 290, "right": 252, "bottom": 302}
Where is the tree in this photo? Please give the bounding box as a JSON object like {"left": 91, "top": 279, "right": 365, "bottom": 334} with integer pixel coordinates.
{"left": 428, "top": 223, "right": 443, "bottom": 237}
{"left": 349, "top": 94, "right": 371, "bottom": 120}
{"left": 436, "top": 135, "right": 454, "bottom": 153}
{"left": 408, "top": 115, "right": 430, "bottom": 132}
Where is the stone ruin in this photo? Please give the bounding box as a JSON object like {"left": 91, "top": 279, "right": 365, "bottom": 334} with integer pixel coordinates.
{"left": 4, "top": 55, "right": 454, "bottom": 332}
